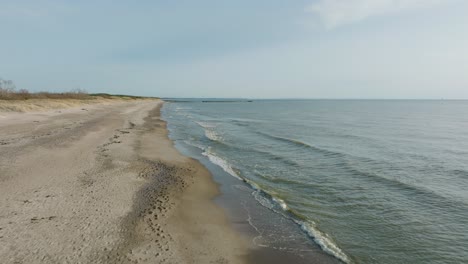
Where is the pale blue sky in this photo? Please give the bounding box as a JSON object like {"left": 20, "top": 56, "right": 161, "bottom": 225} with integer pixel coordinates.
{"left": 1, "top": 0, "right": 468, "bottom": 98}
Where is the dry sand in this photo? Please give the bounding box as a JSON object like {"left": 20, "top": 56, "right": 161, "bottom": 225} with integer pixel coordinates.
{"left": 0, "top": 99, "right": 250, "bottom": 263}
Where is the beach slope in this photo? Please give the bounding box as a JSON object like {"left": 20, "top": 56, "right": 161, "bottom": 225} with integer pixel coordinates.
{"left": 0, "top": 99, "right": 248, "bottom": 263}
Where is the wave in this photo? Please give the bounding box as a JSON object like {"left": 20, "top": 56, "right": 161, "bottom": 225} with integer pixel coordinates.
{"left": 183, "top": 140, "right": 207, "bottom": 151}
{"left": 343, "top": 162, "right": 468, "bottom": 209}
{"left": 204, "top": 129, "right": 222, "bottom": 142}
{"left": 256, "top": 131, "right": 465, "bottom": 209}
{"left": 183, "top": 139, "right": 246, "bottom": 182}
{"left": 248, "top": 148, "right": 302, "bottom": 168}
{"left": 253, "top": 171, "right": 320, "bottom": 188}
{"left": 180, "top": 129, "right": 352, "bottom": 263}
{"left": 297, "top": 220, "right": 351, "bottom": 263}
{"left": 201, "top": 151, "right": 242, "bottom": 180}
{"left": 195, "top": 121, "right": 216, "bottom": 128}
{"left": 207, "top": 141, "right": 304, "bottom": 168}
{"left": 228, "top": 117, "right": 266, "bottom": 127}
{"left": 195, "top": 121, "right": 223, "bottom": 142}
{"left": 272, "top": 196, "right": 289, "bottom": 211}
{"left": 248, "top": 185, "right": 351, "bottom": 263}
{"left": 256, "top": 131, "right": 344, "bottom": 158}
{"left": 452, "top": 169, "right": 468, "bottom": 180}
{"left": 196, "top": 150, "right": 290, "bottom": 212}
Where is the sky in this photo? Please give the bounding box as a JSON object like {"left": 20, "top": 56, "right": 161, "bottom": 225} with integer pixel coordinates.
{"left": 1, "top": 0, "right": 468, "bottom": 99}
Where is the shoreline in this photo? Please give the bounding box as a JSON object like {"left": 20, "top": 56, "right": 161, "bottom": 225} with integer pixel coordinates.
{"left": 0, "top": 99, "right": 250, "bottom": 263}
{"left": 162, "top": 102, "right": 345, "bottom": 264}
{"left": 120, "top": 101, "right": 251, "bottom": 263}
{"left": 162, "top": 101, "right": 347, "bottom": 264}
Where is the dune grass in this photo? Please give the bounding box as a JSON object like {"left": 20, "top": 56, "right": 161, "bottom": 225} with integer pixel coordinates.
{"left": 0, "top": 88, "right": 157, "bottom": 113}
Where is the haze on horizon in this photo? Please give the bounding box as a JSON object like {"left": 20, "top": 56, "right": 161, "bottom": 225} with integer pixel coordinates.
{"left": 1, "top": 0, "right": 468, "bottom": 99}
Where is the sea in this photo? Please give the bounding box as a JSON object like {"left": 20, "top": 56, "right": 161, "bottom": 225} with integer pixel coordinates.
{"left": 161, "top": 99, "right": 468, "bottom": 264}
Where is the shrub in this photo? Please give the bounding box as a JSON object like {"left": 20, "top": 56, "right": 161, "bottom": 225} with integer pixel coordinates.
{"left": 0, "top": 78, "right": 90, "bottom": 100}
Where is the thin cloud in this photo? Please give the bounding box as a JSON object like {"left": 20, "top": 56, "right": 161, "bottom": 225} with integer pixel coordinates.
{"left": 306, "top": 0, "right": 452, "bottom": 29}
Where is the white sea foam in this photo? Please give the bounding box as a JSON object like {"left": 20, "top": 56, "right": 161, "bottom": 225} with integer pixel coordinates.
{"left": 248, "top": 184, "right": 350, "bottom": 263}
{"left": 253, "top": 191, "right": 275, "bottom": 210}
{"left": 195, "top": 121, "right": 216, "bottom": 129}
{"left": 250, "top": 187, "right": 291, "bottom": 214}
{"left": 297, "top": 220, "right": 351, "bottom": 264}
{"left": 272, "top": 197, "right": 289, "bottom": 211}
{"left": 249, "top": 187, "right": 350, "bottom": 263}
{"left": 195, "top": 121, "right": 222, "bottom": 141}
{"left": 202, "top": 151, "right": 242, "bottom": 180}
{"left": 244, "top": 179, "right": 261, "bottom": 191}
{"left": 204, "top": 129, "right": 222, "bottom": 142}
{"left": 191, "top": 126, "right": 352, "bottom": 263}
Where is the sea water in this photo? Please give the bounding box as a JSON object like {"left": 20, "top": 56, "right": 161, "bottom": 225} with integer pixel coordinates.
{"left": 162, "top": 99, "right": 468, "bottom": 264}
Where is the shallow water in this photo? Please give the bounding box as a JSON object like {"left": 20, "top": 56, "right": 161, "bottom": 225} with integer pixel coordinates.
{"left": 162, "top": 99, "right": 468, "bottom": 264}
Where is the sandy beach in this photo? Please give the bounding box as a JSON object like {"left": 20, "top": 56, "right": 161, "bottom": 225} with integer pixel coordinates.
{"left": 0, "top": 99, "right": 250, "bottom": 263}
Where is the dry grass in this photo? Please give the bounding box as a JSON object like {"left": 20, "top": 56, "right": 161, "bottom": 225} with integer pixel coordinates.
{"left": 0, "top": 88, "right": 90, "bottom": 100}
{"left": 0, "top": 80, "right": 157, "bottom": 112}
{"left": 0, "top": 91, "right": 157, "bottom": 113}
{"left": 0, "top": 97, "right": 157, "bottom": 112}
{"left": 2, "top": 98, "right": 96, "bottom": 112}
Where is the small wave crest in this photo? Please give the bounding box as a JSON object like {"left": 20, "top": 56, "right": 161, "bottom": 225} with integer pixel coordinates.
{"left": 246, "top": 183, "right": 288, "bottom": 212}
{"left": 257, "top": 132, "right": 343, "bottom": 158}
{"left": 195, "top": 121, "right": 223, "bottom": 142}
{"left": 195, "top": 121, "right": 216, "bottom": 129}
{"left": 297, "top": 220, "right": 351, "bottom": 264}
{"left": 204, "top": 129, "right": 222, "bottom": 142}
{"left": 250, "top": 187, "right": 350, "bottom": 263}
{"left": 183, "top": 140, "right": 206, "bottom": 151}
{"left": 174, "top": 106, "right": 192, "bottom": 110}
{"left": 272, "top": 197, "right": 289, "bottom": 211}
{"left": 252, "top": 191, "right": 276, "bottom": 210}
{"left": 199, "top": 137, "right": 351, "bottom": 263}
{"left": 202, "top": 151, "right": 242, "bottom": 180}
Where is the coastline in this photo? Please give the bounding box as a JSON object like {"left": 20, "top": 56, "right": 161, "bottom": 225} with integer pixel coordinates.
{"left": 162, "top": 102, "right": 344, "bottom": 264}
{"left": 0, "top": 99, "right": 250, "bottom": 263}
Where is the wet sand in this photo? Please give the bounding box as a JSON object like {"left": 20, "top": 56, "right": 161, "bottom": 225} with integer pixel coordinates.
{"left": 0, "top": 99, "right": 250, "bottom": 263}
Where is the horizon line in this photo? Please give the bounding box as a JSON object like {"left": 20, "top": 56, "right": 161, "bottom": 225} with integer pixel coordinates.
{"left": 161, "top": 97, "right": 468, "bottom": 101}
